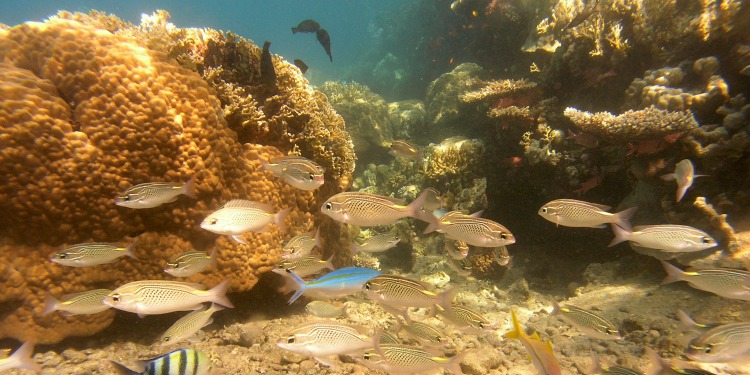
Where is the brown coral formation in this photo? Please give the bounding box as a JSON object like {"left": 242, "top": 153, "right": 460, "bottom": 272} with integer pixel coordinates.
{"left": 0, "top": 13, "right": 353, "bottom": 344}
{"left": 563, "top": 106, "right": 699, "bottom": 143}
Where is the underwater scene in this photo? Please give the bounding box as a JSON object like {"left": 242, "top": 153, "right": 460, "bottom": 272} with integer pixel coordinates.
{"left": 1, "top": 0, "right": 749, "bottom": 374}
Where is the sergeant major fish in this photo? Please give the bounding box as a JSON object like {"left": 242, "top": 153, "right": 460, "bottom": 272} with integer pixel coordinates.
{"left": 200, "top": 199, "right": 290, "bottom": 244}
{"left": 42, "top": 289, "right": 112, "bottom": 316}
{"left": 538, "top": 199, "right": 636, "bottom": 230}
{"left": 660, "top": 261, "right": 750, "bottom": 300}
{"left": 551, "top": 300, "right": 621, "bottom": 340}
{"left": 164, "top": 248, "right": 216, "bottom": 277}
{"left": 424, "top": 210, "right": 515, "bottom": 247}
{"left": 504, "top": 309, "right": 562, "bottom": 375}
{"left": 0, "top": 342, "right": 40, "bottom": 373}
{"left": 103, "top": 280, "right": 234, "bottom": 317}
{"left": 51, "top": 242, "right": 137, "bottom": 267}
{"left": 609, "top": 224, "right": 717, "bottom": 253}
{"left": 110, "top": 348, "right": 210, "bottom": 375}
{"left": 260, "top": 155, "right": 325, "bottom": 191}
{"left": 159, "top": 303, "right": 224, "bottom": 346}
{"left": 285, "top": 267, "right": 381, "bottom": 304}
{"left": 115, "top": 176, "right": 197, "bottom": 209}
{"left": 661, "top": 159, "right": 705, "bottom": 202}
{"left": 277, "top": 322, "right": 372, "bottom": 367}
{"left": 322, "top": 190, "right": 437, "bottom": 227}
{"left": 352, "top": 232, "right": 401, "bottom": 254}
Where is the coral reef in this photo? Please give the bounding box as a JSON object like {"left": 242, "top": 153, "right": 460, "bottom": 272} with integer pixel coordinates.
{"left": 425, "top": 63, "right": 490, "bottom": 141}
{"left": 387, "top": 100, "right": 427, "bottom": 141}
{"left": 563, "top": 106, "right": 699, "bottom": 143}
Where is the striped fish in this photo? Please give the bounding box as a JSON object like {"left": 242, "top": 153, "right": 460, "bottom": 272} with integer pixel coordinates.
{"left": 260, "top": 155, "right": 325, "bottom": 191}
{"left": 504, "top": 309, "right": 562, "bottom": 375}
{"left": 103, "top": 280, "right": 233, "bottom": 317}
{"left": 321, "top": 190, "right": 437, "bottom": 227}
{"left": 389, "top": 140, "right": 421, "bottom": 160}
{"left": 379, "top": 330, "right": 403, "bottom": 345}
{"left": 361, "top": 342, "right": 465, "bottom": 374}
{"left": 0, "top": 342, "right": 40, "bottom": 373}
{"left": 352, "top": 232, "right": 401, "bottom": 254}
{"left": 51, "top": 242, "right": 137, "bottom": 267}
{"left": 686, "top": 322, "right": 750, "bottom": 363}
{"left": 159, "top": 304, "right": 224, "bottom": 346}
{"left": 276, "top": 322, "right": 372, "bottom": 367}
{"left": 609, "top": 224, "right": 717, "bottom": 253}
{"left": 661, "top": 261, "right": 750, "bottom": 300}
{"left": 110, "top": 348, "right": 210, "bottom": 375}
{"left": 272, "top": 255, "right": 334, "bottom": 278}
{"left": 115, "top": 176, "right": 197, "bottom": 209}
{"left": 305, "top": 301, "right": 346, "bottom": 318}
{"left": 282, "top": 230, "right": 319, "bottom": 260}
{"left": 200, "top": 200, "right": 290, "bottom": 244}
{"left": 444, "top": 240, "right": 469, "bottom": 260}
{"left": 164, "top": 248, "right": 216, "bottom": 277}
{"left": 437, "top": 303, "right": 495, "bottom": 332}
{"left": 42, "top": 289, "right": 112, "bottom": 316}
{"left": 446, "top": 256, "right": 473, "bottom": 277}
{"left": 285, "top": 267, "right": 381, "bottom": 304}
{"left": 551, "top": 300, "right": 620, "bottom": 340}
{"left": 647, "top": 348, "right": 716, "bottom": 375}
{"left": 398, "top": 320, "right": 450, "bottom": 347}
{"left": 538, "top": 199, "right": 636, "bottom": 230}
{"left": 424, "top": 211, "right": 515, "bottom": 247}
{"left": 363, "top": 275, "right": 456, "bottom": 311}
{"left": 589, "top": 353, "right": 643, "bottom": 375}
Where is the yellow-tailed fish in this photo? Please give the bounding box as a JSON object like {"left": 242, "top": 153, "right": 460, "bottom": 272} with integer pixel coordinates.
{"left": 352, "top": 232, "right": 401, "bottom": 254}
{"left": 397, "top": 319, "right": 451, "bottom": 347}
{"left": 538, "top": 199, "right": 637, "bottom": 230}
{"left": 660, "top": 159, "right": 705, "bottom": 202}
{"left": 305, "top": 301, "right": 346, "bottom": 318}
{"left": 272, "top": 255, "right": 334, "bottom": 278}
{"left": 110, "top": 348, "right": 210, "bottom": 375}
{"left": 260, "top": 155, "right": 325, "bottom": 191}
{"left": 447, "top": 256, "right": 473, "bottom": 277}
{"left": 51, "top": 242, "right": 137, "bottom": 267}
{"left": 276, "top": 322, "right": 372, "bottom": 367}
{"left": 0, "top": 342, "right": 40, "bottom": 373}
{"left": 437, "top": 303, "right": 496, "bottom": 332}
{"left": 159, "top": 303, "right": 224, "bottom": 346}
{"left": 282, "top": 230, "right": 320, "bottom": 260}
{"left": 660, "top": 261, "right": 750, "bottom": 300}
{"left": 425, "top": 210, "right": 515, "bottom": 247}
{"left": 285, "top": 267, "right": 381, "bottom": 304}
{"left": 115, "top": 176, "right": 197, "bottom": 209}
{"left": 444, "top": 239, "right": 469, "bottom": 260}
{"left": 677, "top": 309, "right": 721, "bottom": 334}
{"left": 361, "top": 341, "right": 466, "bottom": 374}
{"left": 389, "top": 140, "right": 421, "bottom": 160}
{"left": 504, "top": 309, "right": 562, "bottom": 375}
{"left": 685, "top": 322, "right": 750, "bottom": 363}
{"left": 646, "top": 348, "right": 716, "bottom": 375}
{"left": 551, "top": 300, "right": 621, "bottom": 340}
{"left": 609, "top": 224, "right": 717, "bottom": 253}
{"left": 103, "top": 280, "right": 233, "bottom": 317}
{"left": 42, "top": 289, "right": 112, "bottom": 316}
{"left": 321, "top": 190, "right": 437, "bottom": 227}
{"left": 589, "top": 353, "right": 643, "bottom": 375}
{"left": 164, "top": 248, "right": 216, "bottom": 277}
{"left": 363, "top": 274, "right": 457, "bottom": 311}
{"left": 200, "top": 199, "right": 290, "bottom": 244}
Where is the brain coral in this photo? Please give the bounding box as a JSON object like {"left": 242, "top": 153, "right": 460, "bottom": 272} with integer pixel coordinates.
{"left": 0, "top": 14, "right": 353, "bottom": 344}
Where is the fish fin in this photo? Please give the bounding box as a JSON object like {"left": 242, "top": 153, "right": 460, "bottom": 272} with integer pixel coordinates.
{"left": 645, "top": 348, "right": 668, "bottom": 375}
{"left": 286, "top": 271, "right": 307, "bottom": 304}
{"left": 612, "top": 206, "right": 637, "bottom": 232}
{"left": 676, "top": 183, "right": 689, "bottom": 202}
{"left": 314, "top": 356, "right": 337, "bottom": 368}
{"left": 677, "top": 309, "right": 699, "bottom": 333}
{"left": 60, "top": 310, "right": 77, "bottom": 317}
{"left": 109, "top": 360, "right": 139, "bottom": 375}
{"left": 350, "top": 241, "right": 361, "bottom": 254}
{"left": 608, "top": 223, "right": 631, "bottom": 247}
{"left": 694, "top": 174, "right": 708, "bottom": 179}
{"left": 445, "top": 350, "right": 468, "bottom": 375}
{"left": 275, "top": 207, "right": 292, "bottom": 232}
{"left": 587, "top": 353, "right": 603, "bottom": 375}
{"left": 231, "top": 234, "right": 248, "bottom": 244}
{"left": 503, "top": 309, "right": 522, "bottom": 339}
{"left": 660, "top": 173, "right": 676, "bottom": 181}
{"left": 550, "top": 299, "right": 561, "bottom": 316}
{"left": 437, "top": 287, "right": 460, "bottom": 313}
{"left": 313, "top": 228, "right": 321, "bottom": 248}
{"left": 202, "top": 318, "right": 214, "bottom": 328}
{"left": 6, "top": 342, "right": 41, "bottom": 372}
{"left": 209, "top": 246, "right": 218, "bottom": 269}
{"left": 410, "top": 189, "right": 439, "bottom": 225}
{"left": 125, "top": 241, "right": 138, "bottom": 260}
{"left": 137, "top": 313, "right": 147, "bottom": 319}
{"left": 423, "top": 220, "right": 440, "bottom": 234}
{"left": 324, "top": 254, "right": 335, "bottom": 271}
{"left": 208, "top": 280, "right": 234, "bottom": 308}
{"left": 41, "top": 295, "right": 59, "bottom": 316}
{"left": 182, "top": 175, "right": 198, "bottom": 199}
{"left": 660, "top": 260, "right": 685, "bottom": 285}
{"left": 469, "top": 210, "right": 484, "bottom": 218}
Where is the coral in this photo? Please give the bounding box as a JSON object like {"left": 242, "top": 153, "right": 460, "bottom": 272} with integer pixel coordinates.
{"left": 520, "top": 124, "right": 565, "bottom": 166}
{"left": 563, "top": 106, "right": 699, "bottom": 143}
{"left": 460, "top": 79, "right": 537, "bottom": 104}
{"left": 425, "top": 63, "right": 488, "bottom": 141}
{"left": 388, "top": 100, "right": 427, "bottom": 141}
{"left": 0, "top": 12, "right": 353, "bottom": 344}
{"left": 423, "top": 137, "right": 485, "bottom": 193}
{"left": 693, "top": 197, "right": 740, "bottom": 254}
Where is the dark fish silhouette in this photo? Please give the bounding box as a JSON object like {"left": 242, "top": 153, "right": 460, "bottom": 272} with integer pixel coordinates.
{"left": 292, "top": 19, "right": 320, "bottom": 34}
{"left": 261, "top": 41, "right": 276, "bottom": 86}
{"left": 316, "top": 29, "right": 332, "bottom": 62}
{"left": 293, "top": 59, "right": 309, "bottom": 74}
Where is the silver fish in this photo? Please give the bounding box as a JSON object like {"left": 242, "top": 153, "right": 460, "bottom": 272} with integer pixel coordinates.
{"left": 444, "top": 240, "right": 468, "bottom": 260}
{"left": 661, "top": 159, "right": 705, "bottom": 202}
{"left": 493, "top": 245, "right": 513, "bottom": 267}
{"left": 538, "top": 199, "right": 636, "bottom": 230}
{"left": 352, "top": 232, "right": 401, "bottom": 253}
{"left": 363, "top": 275, "right": 456, "bottom": 311}
{"left": 609, "top": 224, "right": 717, "bottom": 253}
{"left": 276, "top": 322, "right": 372, "bottom": 367}
{"left": 321, "top": 190, "right": 437, "bottom": 227}
{"left": 42, "top": 289, "right": 112, "bottom": 316}
{"left": 661, "top": 261, "right": 750, "bottom": 300}
{"left": 305, "top": 301, "right": 346, "bottom": 318}
{"left": 51, "top": 242, "right": 137, "bottom": 267}
{"left": 437, "top": 303, "right": 495, "bottom": 332}
{"left": 272, "top": 255, "right": 334, "bottom": 278}
{"left": 361, "top": 342, "right": 465, "bottom": 374}
{"left": 425, "top": 210, "right": 515, "bottom": 247}
{"left": 115, "top": 176, "right": 197, "bottom": 209}
{"left": 103, "top": 280, "right": 234, "bottom": 317}
{"left": 164, "top": 248, "right": 216, "bottom": 277}
{"left": 379, "top": 330, "right": 403, "bottom": 344}
{"left": 261, "top": 155, "right": 325, "bottom": 191}
{"left": 551, "top": 300, "right": 621, "bottom": 340}
{"left": 389, "top": 140, "right": 421, "bottom": 160}
{"left": 0, "top": 342, "right": 40, "bottom": 373}
{"left": 398, "top": 320, "right": 450, "bottom": 347}
{"left": 200, "top": 199, "right": 290, "bottom": 244}
{"left": 159, "top": 303, "right": 224, "bottom": 346}
{"left": 686, "top": 323, "right": 750, "bottom": 363}
{"left": 282, "top": 230, "right": 319, "bottom": 260}
{"left": 446, "top": 256, "right": 472, "bottom": 277}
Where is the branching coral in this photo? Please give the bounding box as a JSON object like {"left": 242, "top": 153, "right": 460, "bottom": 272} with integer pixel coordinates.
{"left": 459, "top": 78, "right": 537, "bottom": 104}
{"left": 564, "top": 106, "right": 699, "bottom": 142}
{"left": 424, "top": 137, "right": 485, "bottom": 189}
{"left": 693, "top": 197, "right": 740, "bottom": 254}
{"left": 520, "top": 124, "right": 564, "bottom": 166}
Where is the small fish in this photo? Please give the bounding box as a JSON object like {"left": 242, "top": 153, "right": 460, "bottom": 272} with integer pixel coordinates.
{"left": 282, "top": 230, "right": 320, "bottom": 260}
{"left": 660, "top": 261, "right": 750, "bottom": 300}
{"left": 437, "top": 303, "right": 495, "bottom": 332}
{"left": 51, "top": 242, "right": 137, "bottom": 267}
{"left": 103, "top": 280, "right": 233, "bottom": 317}
{"left": 322, "top": 190, "right": 437, "bottom": 227}
{"left": 677, "top": 309, "right": 721, "bottom": 334}
{"left": 200, "top": 200, "right": 290, "bottom": 244}
{"left": 42, "top": 289, "right": 112, "bottom": 316}
{"left": 647, "top": 348, "right": 716, "bottom": 375}
{"left": 293, "top": 59, "right": 309, "bottom": 74}
{"left": 261, "top": 41, "right": 276, "bottom": 87}
{"left": 397, "top": 320, "right": 450, "bottom": 347}
{"left": 0, "top": 342, "right": 41, "bottom": 373}
{"left": 316, "top": 28, "right": 332, "bottom": 62}
{"left": 260, "top": 155, "right": 325, "bottom": 191}
{"left": 493, "top": 245, "right": 512, "bottom": 267}
{"left": 567, "top": 129, "right": 600, "bottom": 148}
{"left": 551, "top": 300, "right": 620, "bottom": 340}
{"left": 389, "top": 140, "right": 421, "bottom": 160}
{"left": 277, "top": 322, "right": 372, "bottom": 367}
{"left": 446, "top": 256, "right": 472, "bottom": 276}
{"left": 291, "top": 19, "right": 320, "bottom": 34}
{"left": 609, "top": 224, "right": 717, "bottom": 253}
{"left": 589, "top": 353, "right": 643, "bottom": 375}
{"left": 424, "top": 210, "right": 515, "bottom": 247}
{"left": 661, "top": 159, "right": 705, "bottom": 202}
{"left": 686, "top": 322, "right": 750, "bottom": 363}
{"left": 422, "top": 187, "right": 444, "bottom": 211}
{"left": 538, "top": 199, "right": 637, "bottom": 230}
{"left": 363, "top": 275, "right": 456, "bottom": 311}
{"left": 504, "top": 309, "right": 562, "bottom": 375}
{"left": 273, "top": 255, "right": 334, "bottom": 278}
{"left": 164, "top": 248, "right": 216, "bottom": 277}
{"left": 285, "top": 267, "right": 381, "bottom": 304}
{"left": 444, "top": 240, "right": 469, "bottom": 260}
{"left": 110, "top": 348, "right": 210, "bottom": 375}
{"left": 305, "top": 301, "right": 346, "bottom": 318}
{"left": 159, "top": 304, "right": 224, "bottom": 346}
{"left": 361, "top": 342, "right": 465, "bottom": 374}
{"left": 352, "top": 232, "right": 401, "bottom": 254}
{"left": 115, "top": 176, "right": 197, "bottom": 209}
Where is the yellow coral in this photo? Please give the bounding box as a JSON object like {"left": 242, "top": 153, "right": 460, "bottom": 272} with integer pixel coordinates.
{"left": 459, "top": 78, "right": 537, "bottom": 104}
{"left": 564, "top": 106, "right": 698, "bottom": 142}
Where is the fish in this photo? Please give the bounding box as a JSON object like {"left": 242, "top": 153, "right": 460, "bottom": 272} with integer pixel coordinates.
{"left": 159, "top": 303, "right": 224, "bottom": 346}
{"left": 260, "top": 155, "right": 325, "bottom": 191}
{"left": 260, "top": 41, "right": 276, "bottom": 87}
{"left": 352, "top": 232, "right": 401, "bottom": 254}
{"left": 282, "top": 230, "right": 320, "bottom": 260}
{"left": 110, "top": 348, "right": 210, "bottom": 375}
{"left": 646, "top": 348, "right": 717, "bottom": 375}
{"left": 609, "top": 224, "right": 717, "bottom": 253}
{"left": 200, "top": 200, "right": 290, "bottom": 244}
{"left": 293, "top": 59, "right": 309, "bottom": 74}
{"left": 379, "top": 330, "right": 403, "bottom": 344}
{"left": 444, "top": 240, "right": 469, "bottom": 260}
{"left": 567, "top": 129, "right": 600, "bottom": 148}
{"left": 363, "top": 275, "right": 456, "bottom": 311}
{"left": 685, "top": 322, "right": 750, "bottom": 363}
{"left": 389, "top": 140, "right": 421, "bottom": 160}
{"left": 42, "top": 289, "right": 112, "bottom": 316}
{"left": 285, "top": 266, "right": 381, "bottom": 304}
{"left": 573, "top": 175, "right": 604, "bottom": 196}
{"left": 0, "top": 342, "right": 41, "bottom": 373}
{"left": 436, "top": 303, "right": 495, "bottom": 332}
{"left": 550, "top": 300, "right": 621, "bottom": 340}
{"left": 321, "top": 190, "right": 437, "bottom": 227}
{"left": 397, "top": 320, "right": 450, "bottom": 347}
{"left": 164, "top": 248, "right": 216, "bottom": 277}
{"left": 504, "top": 309, "right": 562, "bottom": 375}
{"left": 272, "top": 255, "right": 334, "bottom": 278}
{"left": 422, "top": 187, "right": 444, "bottom": 211}
{"left": 660, "top": 261, "right": 750, "bottom": 300}
{"left": 103, "top": 280, "right": 234, "bottom": 317}
{"left": 361, "top": 341, "right": 466, "bottom": 374}
{"left": 115, "top": 176, "right": 197, "bottom": 209}
{"left": 661, "top": 159, "right": 705, "bottom": 202}
{"left": 424, "top": 210, "right": 515, "bottom": 247}
{"left": 493, "top": 245, "right": 512, "bottom": 267}
{"left": 316, "top": 29, "right": 332, "bottom": 62}
{"left": 51, "top": 242, "right": 137, "bottom": 267}
{"left": 446, "top": 256, "right": 473, "bottom": 276}
{"left": 291, "top": 19, "right": 320, "bottom": 34}
{"left": 305, "top": 301, "right": 346, "bottom": 318}
{"left": 677, "top": 309, "right": 721, "bottom": 334}
{"left": 538, "top": 199, "right": 637, "bottom": 230}
{"left": 276, "top": 322, "right": 372, "bottom": 367}
{"left": 589, "top": 353, "right": 643, "bottom": 375}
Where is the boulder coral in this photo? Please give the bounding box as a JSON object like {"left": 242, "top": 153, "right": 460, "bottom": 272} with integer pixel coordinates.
{"left": 0, "top": 13, "right": 354, "bottom": 344}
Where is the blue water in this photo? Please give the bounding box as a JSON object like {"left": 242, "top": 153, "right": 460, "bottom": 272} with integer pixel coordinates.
{"left": 0, "top": 0, "right": 402, "bottom": 84}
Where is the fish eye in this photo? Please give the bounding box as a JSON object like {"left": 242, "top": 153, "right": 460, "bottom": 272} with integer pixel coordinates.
{"left": 478, "top": 322, "right": 486, "bottom": 328}
{"left": 500, "top": 233, "right": 508, "bottom": 239}
{"left": 111, "top": 294, "right": 120, "bottom": 303}
{"left": 209, "top": 218, "right": 218, "bottom": 225}
{"left": 704, "top": 344, "right": 713, "bottom": 354}
{"left": 394, "top": 236, "right": 400, "bottom": 240}
{"left": 701, "top": 237, "right": 712, "bottom": 244}
{"left": 364, "top": 282, "right": 371, "bottom": 290}
{"left": 163, "top": 336, "right": 170, "bottom": 342}
{"left": 606, "top": 329, "right": 616, "bottom": 335}
{"left": 57, "top": 253, "right": 68, "bottom": 259}
{"left": 287, "top": 337, "right": 295, "bottom": 344}
{"left": 541, "top": 207, "right": 547, "bottom": 213}
{"left": 325, "top": 202, "right": 332, "bottom": 210}
{"left": 308, "top": 173, "right": 315, "bottom": 181}
{"left": 363, "top": 353, "right": 370, "bottom": 360}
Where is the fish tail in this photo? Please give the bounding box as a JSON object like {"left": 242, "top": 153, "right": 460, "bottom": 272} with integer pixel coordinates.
{"left": 550, "top": 299, "right": 562, "bottom": 316}
{"left": 208, "top": 280, "right": 234, "bottom": 308}
{"left": 351, "top": 241, "right": 362, "bottom": 254}
{"left": 645, "top": 349, "right": 668, "bottom": 375}
{"left": 676, "top": 309, "right": 699, "bottom": 332}
{"left": 324, "top": 254, "right": 335, "bottom": 271}
{"left": 9, "top": 342, "right": 41, "bottom": 372}
{"left": 286, "top": 271, "right": 307, "bottom": 304}
{"left": 586, "top": 353, "right": 603, "bottom": 375}
{"left": 209, "top": 246, "right": 218, "bottom": 269}
{"left": 125, "top": 241, "right": 138, "bottom": 260}
{"left": 445, "top": 351, "right": 468, "bottom": 375}
{"left": 660, "top": 260, "right": 685, "bottom": 285}
{"left": 676, "top": 182, "right": 689, "bottom": 202}
{"left": 182, "top": 175, "right": 198, "bottom": 199}
{"left": 41, "top": 295, "right": 59, "bottom": 316}
{"left": 437, "top": 287, "right": 459, "bottom": 313}
{"left": 109, "top": 360, "right": 138, "bottom": 375}
{"left": 423, "top": 220, "right": 439, "bottom": 234}
{"left": 275, "top": 207, "right": 292, "bottom": 232}
{"left": 208, "top": 303, "right": 226, "bottom": 314}
{"left": 313, "top": 228, "right": 321, "bottom": 248}
{"left": 660, "top": 173, "right": 676, "bottom": 181}
{"left": 291, "top": 27, "right": 298, "bottom": 34}
{"left": 409, "top": 189, "right": 439, "bottom": 226}
{"left": 612, "top": 206, "right": 637, "bottom": 232}
{"left": 607, "top": 223, "right": 632, "bottom": 247}
{"left": 503, "top": 309, "right": 522, "bottom": 339}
